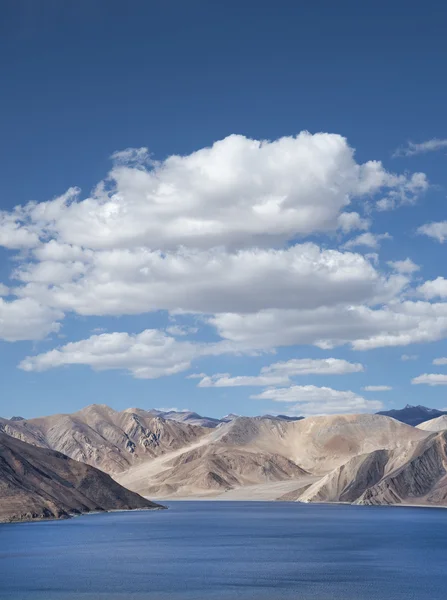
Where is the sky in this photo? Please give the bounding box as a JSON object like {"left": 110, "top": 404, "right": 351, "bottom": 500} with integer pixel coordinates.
{"left": 1, "top": 0, "right": 447, "bottom": 420}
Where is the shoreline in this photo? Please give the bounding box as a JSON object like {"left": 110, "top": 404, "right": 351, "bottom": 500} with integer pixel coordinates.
{"left": 0, "top": 504, "right": 166, "bottom": 526}
{"left": 153, "top": 497, "right": 447, "bottom": 510}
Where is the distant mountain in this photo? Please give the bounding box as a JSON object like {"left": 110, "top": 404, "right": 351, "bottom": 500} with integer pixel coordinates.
{"left": 149, "top": 409, "right": 222, "bottom": 428}
{"left": 0, "top": 432, "right": 163, "bottom": 523}
{"left": 131, "top": 410, "right": 304, "bottom": 428}
{"left": 265, "top": 414, "right": 304, "bottom": 422}
{"left": 220, "top": 413, "right": 240, "bottom": 423}
{"left": 376, "top": 404, "right": 447, "bottom": 427}
{"left": 9, "top": 416, "right": 25, "bottom": 422}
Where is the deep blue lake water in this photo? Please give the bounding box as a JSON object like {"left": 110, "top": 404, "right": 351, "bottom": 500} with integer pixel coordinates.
{"left": 0, "top": 501, "right": 446, "bottom": 600}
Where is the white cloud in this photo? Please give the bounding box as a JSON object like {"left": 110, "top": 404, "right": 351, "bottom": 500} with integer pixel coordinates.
{"left": 0, "top": 132, "right": 433, "bottom": 349}
{"left": 18, "top": 329, "right": 230, "bottom": 378}
{"left": 362, "top": 385, "right": 392, "bottom": 391}
{"left": 337, "top": 212, "right": 370, "bottom": 233}
{"left": 0, "top": 298, "right": 62, "bottom": 342}
{"left": 418, "top": 277, "right": 447, "bottom": 299}
{"left": 411, "top": 373, "right": 447, "bottom": 386}
{"left": 263, "top": 357, "right": 364, "bottom": 375}
{"left": 418, "top": 221, "right": 447, "bottom": 243}
{"left": 394, "top": 138, "right": 447, "bottom": 157}
{"left": 250, "top": 385, "right": 383, "bottom": 416}
{"left": 198, "top": 373, "right": 289, "bottom": 388}
{"left": 374, "top": 172, "right": 428, "bottom": 211}
{"left": 0, "top": 210, "right": 40, "bottom": 249}
{"left": 196, "top": 358, "right": 364, "bottom": 388}
{"left": 13, "top": 244, "right": 402, "bottom": 316}
{"left": 166, "top": 325, "right": 199, "bottom": 337}
{"left": 0, "top": 133, "right": 427, "bottom": 253}
{"left": 433, "top": 357, "right": 447, "bottom": 365}
{"left": 401, "top": 354, "right": 418, "bottom": 361}
{"left": 387, "top": 258, "right": 420, "bottom": 274}
{"left": 210, "top": 301, "right": 447, "bottom": 352}
{"left": 343, "top": 232, "right": 392, "bottom": 250}
{"left": 0, "top": 283, "right": 9, "bottom": 296}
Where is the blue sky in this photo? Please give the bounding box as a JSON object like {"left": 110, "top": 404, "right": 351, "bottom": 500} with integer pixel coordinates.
{"left": 1, "top": 0, "right": 447, "bottom": 419}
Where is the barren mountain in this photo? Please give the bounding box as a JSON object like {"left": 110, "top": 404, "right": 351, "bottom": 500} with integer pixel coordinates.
{"left": 2, "top": 405, "right": 437, "bottom": 504}
{"left": 296, "top": 449, "right": 392, "bottom": 503}
{"left": 358, "top": 431, "right": 447, "bottom": 506}
{"left": 116, "top": 414, "right": 427, "bottom": 498}
{"left": 0, "top": 432, "right": 162, "bottom": 524}
{"left": 0, "top": 404, "right": 206, "bottom": 474}
{"left": 291, "top": 430, "right": 447, "bottom": 507}
{"left": 417, "top": 415, "right": 447, "bottom": 432}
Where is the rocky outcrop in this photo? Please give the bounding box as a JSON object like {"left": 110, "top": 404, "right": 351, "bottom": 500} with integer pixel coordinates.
{"left": 298, "top": 449, "right": 390, "bottom": 503}
{"left": 293, "top": 431, "right": 447, "bottom": 507}
{"left": 358, "top": 432, "right": 447, "bottom": 506}
{"left": 0, "top": 433, "right": 164, "bottom": 524}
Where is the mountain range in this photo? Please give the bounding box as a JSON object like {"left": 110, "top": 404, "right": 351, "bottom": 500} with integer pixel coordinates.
{"left": 2, "top": 404, "right": 447, "bottom": 509}
{"left": 377, "top": 405, "right": 447, "bottom": 427}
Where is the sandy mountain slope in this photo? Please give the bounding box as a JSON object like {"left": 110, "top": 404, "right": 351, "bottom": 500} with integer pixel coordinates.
{"left": 417, "top": 415, "right": 447, "bottom": 432}
{"left": 0, "top": 433, "right": 163, "bottom": 524}
{"left": 358, "top": 431, "right": 447, "bottom": 506}
{"left": 213, "top": 414, "right": 428, "bottom": 473}
{"left": 116, "top": 414, "right": 428, "bottom": 498}
{"left": 0, "top": 404, "right": 207, "bottom": 474}
{"left": 292, "top": 431, "right": 447, "bottom": 507}
{"left": 296, "top": 449, "right": 392, "bottom": 503}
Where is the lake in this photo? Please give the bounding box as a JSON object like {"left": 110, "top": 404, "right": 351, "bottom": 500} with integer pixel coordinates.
{"left": 0, "top": 501, "right": 446, "bottom": 599}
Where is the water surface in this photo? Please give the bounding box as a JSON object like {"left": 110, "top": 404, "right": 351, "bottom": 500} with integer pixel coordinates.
{"left": 0, "top": 501, "right": 446, "bottom": 599}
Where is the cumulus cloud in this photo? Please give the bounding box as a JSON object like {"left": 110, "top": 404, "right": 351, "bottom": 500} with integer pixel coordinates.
{"left": 418, "top": 277, "right": 447, "bottom": 299}
{"left": 250, "top": 385, "right": 382, "bottom": 416}
{"left": 0, "top": 133, "right": 426, "bottom": 254}
{"left": 165, "top": 325, "right": 199, "bottom": 337}
{"left": 418, "top": 221, "right": 447, "bottom": 243}
{"left": 362, "top": 385, "right": 392, "bottom": 391}
{"left": 337, "top": 212, "right": 370, "bottom": 233}
{"left": 411, "top": 374, "right": 447, "bottom": 386}
{"left": 19, "top": 329, "right": 232, "bottom": 378}
{"left": 11, "top": 243, "right": 406, "bottom": 317}
{"left": 394, "top": 138, "right": 447, "bottom": 157}
{"left": 0, "top": 132, "right": 433, "bottom": 347}
{"left": 433, "top": 357, "right": 447, "bottom": 365}
{"left": 210, "top": 301, "right": 447, "bottom": 352}
{"left": 0, "top": 298, "right": 62, "bottom": 342}
{"left": 387, "top": 258, "right": 420, "bottom": 274}
{"left": 0, "top": 132, "right": 437, "bottom": 359}
{"left": 343, "top": 232, "right": 392, "bottom": 250}
{"left": 0, "top": 210, "right": 40, "bottom": 249}
{"left": 195, "top": 357, "right": 363, "bottom": 387}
